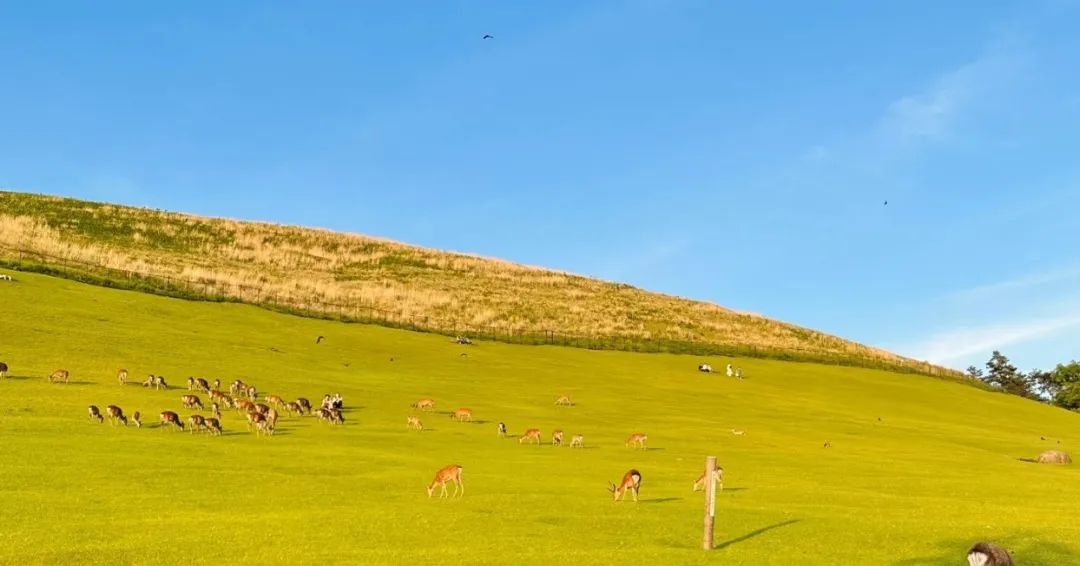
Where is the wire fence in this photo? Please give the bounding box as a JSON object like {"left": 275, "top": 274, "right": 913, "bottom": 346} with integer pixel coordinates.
{"left": 0, "top": 244, "right": 965, "bottom": 379}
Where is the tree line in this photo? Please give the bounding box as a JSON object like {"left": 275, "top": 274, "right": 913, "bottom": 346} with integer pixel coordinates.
{"left": 967, "top": 351, "right": 1080, "bottom": 410}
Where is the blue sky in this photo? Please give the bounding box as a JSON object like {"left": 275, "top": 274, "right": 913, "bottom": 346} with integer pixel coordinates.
{"left": 2, "top": 1, "right": 1079, "bottom": 371}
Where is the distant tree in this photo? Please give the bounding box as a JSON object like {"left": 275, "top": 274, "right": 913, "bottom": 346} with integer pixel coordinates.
{"left": 1048, "top": 361, "right": 1080, "bottom": 410}
{"left": 983, "top": 350, "right": 1034, "bottom": 398}
{"left": 966, "top": 365, "right": 984, "bottom": 380}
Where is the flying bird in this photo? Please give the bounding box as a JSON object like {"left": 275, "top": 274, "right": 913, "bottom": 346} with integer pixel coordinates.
{"left": 482, "top": 34, "right": 494, "bottom": 40}
{"left": 316, "top": 335, "right": 325, "bottom": 344}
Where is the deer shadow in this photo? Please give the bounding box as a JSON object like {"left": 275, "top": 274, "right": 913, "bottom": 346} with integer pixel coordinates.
{"left": 640, "top": 497, "right": 682, "bottom": 504}
{"left": 2, "top": 374, "right": 34, "bottom": 381}
{"left": 713, "top": 519, "right": 800, "bottom": 550}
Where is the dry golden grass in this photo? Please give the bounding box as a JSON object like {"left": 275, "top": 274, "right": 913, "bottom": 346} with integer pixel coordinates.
{"left": 0, "top": 190, "right": 932, "bottom": 369}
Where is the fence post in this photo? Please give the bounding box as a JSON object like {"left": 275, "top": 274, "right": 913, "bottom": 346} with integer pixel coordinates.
{"left": 703, "top": 455, "right": 717, "bottom": 550}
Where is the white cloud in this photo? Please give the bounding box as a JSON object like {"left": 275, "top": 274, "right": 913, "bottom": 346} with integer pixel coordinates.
{"left": 949, "top": 264, "right": 1080, "bottom": 302}
{"left": 905, "top": 311, "right": 1080, "bottom": 365}
{"left": 877, "top": 44, "right": 1025, "bottom": 146}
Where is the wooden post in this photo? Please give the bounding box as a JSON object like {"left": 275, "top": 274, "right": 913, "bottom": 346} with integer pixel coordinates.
{"left": 703, "top": 455, "right": 717, "bottom": 550}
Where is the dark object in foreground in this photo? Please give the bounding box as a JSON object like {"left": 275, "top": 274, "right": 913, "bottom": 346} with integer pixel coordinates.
{"left": 967, "top": 541, "right": 1013, "bottom": 566}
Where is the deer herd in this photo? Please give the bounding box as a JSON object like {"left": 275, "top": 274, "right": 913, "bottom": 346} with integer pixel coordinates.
{"left": 4, "top": 360, "right": 727, "bottom": 504}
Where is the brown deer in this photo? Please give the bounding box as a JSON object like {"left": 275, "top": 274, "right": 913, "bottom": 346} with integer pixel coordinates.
{"left": 143, "top": 375, "right": 167, "bottom": 390}
{"left": 212, "top": 379, "right": 221, "bottom": 391}
{"left": 246, "top": 385, "right": 257, "bottom": 401}
{"left": 625, "top": 433, "right": 648, "bottom": 450}
{"left": 554, "top": 395, "right": 573, "bottom": 406}
{"left": 692, "top": 468, "right": 724, "bottom": 492}
{"left": 106, "top": 405, "right": 128, "bottom": 426}
{"left": 209, "top": 390, "right": 233, "bottom": 407}
{"left": 450, "top": 408, "right": 473, "bottom": 422}
{"left": 295, "top": 398, "right": 312, "bottom": 415}
{"left": 967, "top": 542, "right": 1014, "bottom": 566}
{"left": 426, "top": 464, "right": 464, "bottom": 498}
{"left": 608, "top": 469, "right": 642, "bottom": 502}
{"left": 205, "top": 417, "right": 222, "bottom": 436}
{"left": 552, "top": 430, "right": 564, "bottom": 446}
{"left": 193, "top": 378, "right": 210, "bottom": 392}
{"left": 266, "top": 408, "right": 279, "bottom": 428}
{"left": 181, "top": 395, "right": 204, "bottom": 410}
{"left": 247, "top": 411, "right": 266, "bottom": 431}
{"left": 187, "top": 414, "right": 206, "bottom": 434}
{"left": 48, "top": 369, "right": 70, "bottom": 384}
{"left": 234, "top": 399, "right": 255, "bottom": 414}
{"left": 266, "top": 395, "right": 285, "bottom": 410}
{"left": 519, "top": 428, "right": 541, "bottom": 445}
{"left": 411, "top": 398, "right": 435, "bottom": 411}
{"left": 407, "top": 416, "right": 424, "bottom": 431}
{"left": 570, "top": 434, "right": 584, "bottom": 448}
{"left": 131, "top": 411, "right": 142, "bottom": 428}
{"left": 253, "top": 403, "right": 271, "bottom": 416}
{"left": 187, "top": 377, "right": 196, "bottom": 391}
{"left": 229, "top": 380, "right": 245, "bottom": 398}
{"left": 88, "top": 405, "right": 104, "bottom": 423}
{"left": 159, "top": 411, "right": 184, "bottom": 431}
{"left": 117, "top": 369, "right": 128, "bottom": 385}
{"left": 211, "top": 403, "right": 221, "bottom": 419}
{"left": 0, "top": 362, "right": 7, "bottom": 379}
{"left": 284, "top": 401, "right": 302, "bottom": 416}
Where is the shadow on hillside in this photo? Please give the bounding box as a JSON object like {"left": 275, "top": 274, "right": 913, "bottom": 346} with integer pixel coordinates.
{"left": 719, "top": 487, "right": 748, "bottom": 492}
{"left": 891, "top": 535, "right": 1078, "bottom": 565}
{"left": 2, "top": 375, "right": 34, "bottom": 381}
{"left": 713, "top": 519, "right": 800, "bottom": 550}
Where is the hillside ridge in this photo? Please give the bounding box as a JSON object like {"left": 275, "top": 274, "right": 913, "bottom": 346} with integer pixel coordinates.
{"left": 0, "top": 190, "right": 950, "bottom": 375}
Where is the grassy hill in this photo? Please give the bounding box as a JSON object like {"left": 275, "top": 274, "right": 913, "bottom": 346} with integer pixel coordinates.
{"left": 0, "top": 269, "right": 1076, "bottom": 564}
{"left": 0, "top": 190, "right": 945, "bottom": 374}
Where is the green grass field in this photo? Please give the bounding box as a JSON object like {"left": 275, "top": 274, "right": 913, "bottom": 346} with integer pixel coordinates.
{"left": 1, "top": 269, "right": 1077, "bottom": 565}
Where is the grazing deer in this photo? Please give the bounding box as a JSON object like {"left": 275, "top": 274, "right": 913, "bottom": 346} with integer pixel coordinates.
{"left": 117, "top": 369, "right": 128, "bottom": 385}
{"left": 205, "top": 417, "right": 222, "bottom": 436}
{"left": 48, "top": 369, "right": 70, "bottom": 384}
{"left": 519, "top": 428, "right": 541, "bottom": 445}
{"left": 284, "top": 401, "right": 302, "bottom": 416}
{"left": 187, "top": 414, "right": 206, "bottom": 434}
{"left": 209, "top": 389, "right": 226, "bottom": 403}
{"left": 497, "top": 422, "right": 507, "bottom": 437}
{"left": 256, "top": 418, "right": 275, "bottom": 437}
{"left": 267, "top": 408, "right": 279, "bottom": 428}
{"left": 253, "top": 403, "right": 271, "bottom": 416}
{"left": 131, "top": 411, "right": 142, "bottom": 428}
{"left": 295, "top": 398, "right": 312, "bottom": 415}
{"left": 731, "top": 429, "right": 745, "bottom": 436}
{"left": 0, "top": 361, "right": 7, "bottom": 379}
{"left": 229, "top": 380, "right": 245, "bottom": 398}
{"left": 181, "top": 395, "right": 204, "bottom": 410}
{"left": 555, "top": 395, "right": 573, "bottom": 406}
{"left": 314, "top": 407, "right": 333, "bottom": 423}
{"left": 247, "top": 411, "right": 266, "bottom": 431}
{"left": 570, "top": 434, "right": 584, "bottom": 448}
{"left": 692, "top": 468, "right": 724, "bottom": 492}
{"left": 212, "top": 379, "right": 221, "bottom": 391}
{"left": 552, "top": 430, "right": 564, "bottom": 447}
{"left": 625, "top": 433, "right": 647, "bottom": 450}
{"left": 143, "top": 375, "right": 167, "bottom": 390}
{"left": 106, "top": 405, "right": 128, "bottom": 426}
{"left": 159, "top": 411, "right": 184, "bottom": 431}
{"left": 234, "top": 399, "right": 255, "bottom": 414}
{"left": 450, "top": 408, "right": 473, "bottom": 422}
{"left": 426, "top": 464, "right": 464, "bottom": 498}
{"left": 407, "top": 416, "right": 424, "bottom": 431}
{"left": 967, "top": 542, "right": 1013, "bottom": 566}
{"left": 88, "top": 405, "right": 104, "bottom": 423}
{"left": 211, "top": 402, "right": 221, "bottom": 419}
{"left": 608, "top": 469, "right": 642, "bottom": 502}
{"left": 411, "top": 398, "right": 435, "bottom": 411}
{"left": 187, "top": 377, "right": 196, "bottom": 391}
{"left": 266, "top": 395, "right": 285, "bottom": 410}
{"left": 193, "top": 378, "right": 210, "bottom": 392}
